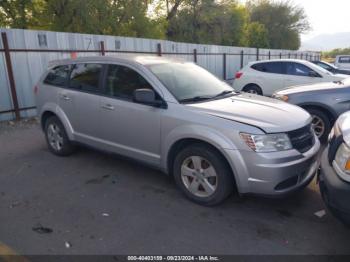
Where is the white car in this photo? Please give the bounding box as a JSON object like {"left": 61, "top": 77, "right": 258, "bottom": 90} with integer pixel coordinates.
{"left": 233, "top": 59, "right": 348, "bottom": 96}
{"left": 335, "top": 55, "right": 350, "bottom": 70}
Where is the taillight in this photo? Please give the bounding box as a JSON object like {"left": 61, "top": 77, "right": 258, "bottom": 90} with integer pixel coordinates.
{"left": 34, "top": 85, "right": 38, "bottom": 95}
{"left": 235, "top": 72, "right": 243, "bottom": 79}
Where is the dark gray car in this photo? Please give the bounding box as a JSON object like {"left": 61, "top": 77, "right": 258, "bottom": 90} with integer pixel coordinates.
{"left": 311, "top": 60, "right": 350, "bottom": 75}
{"left": 272, "top": 79, "right": 350, "bottom": 142}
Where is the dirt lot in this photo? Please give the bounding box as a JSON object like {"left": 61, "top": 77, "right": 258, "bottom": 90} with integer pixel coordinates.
{"left": 0, "top": 119, "right": 349, "bottom": 255}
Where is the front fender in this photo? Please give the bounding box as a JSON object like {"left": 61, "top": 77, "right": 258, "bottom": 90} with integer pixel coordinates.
{"left": 161, "top": 124, "right": 237, "bottom": 170}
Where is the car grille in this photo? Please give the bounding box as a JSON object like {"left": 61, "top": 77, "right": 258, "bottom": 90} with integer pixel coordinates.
{"left": 287, "top": 124, "right": 315, "bottom": 153}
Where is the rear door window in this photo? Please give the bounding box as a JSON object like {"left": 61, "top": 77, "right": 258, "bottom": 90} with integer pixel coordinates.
{"left": 251, "top": 62, "right": 284, "bottom": 74}
{"left": 44, "top": 65, "right": 71, "bottom": 87}
{"left": 69, "top": 63, "right": 103, "bottom": 93}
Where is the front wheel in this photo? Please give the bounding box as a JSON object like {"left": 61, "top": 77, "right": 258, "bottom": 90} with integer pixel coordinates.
{"left": 306, "top": 109, "right": 331, "bottom": 143}
{"left": 173, "top": 144, "right": 234, "bottom": 206}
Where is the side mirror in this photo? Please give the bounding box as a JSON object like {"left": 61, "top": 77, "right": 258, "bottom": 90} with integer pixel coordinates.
{"left": 133, "top": 89, "right": 166, "bottom": 108}
{"left": 309, "top": 71, "right": 320, "bottom": 78}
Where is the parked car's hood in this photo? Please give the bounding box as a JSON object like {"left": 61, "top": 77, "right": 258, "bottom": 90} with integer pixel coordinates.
{"left": 333, "top": 73, "right": 350, "bottom": 79}
{"left": 187, "top": 93, "right": 311, "bottom": 133}
{"left": 275, "top": 79, "right": 350, "bottom": 95}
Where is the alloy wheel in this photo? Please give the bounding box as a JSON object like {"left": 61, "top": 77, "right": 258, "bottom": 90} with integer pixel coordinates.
{"left": 180, "top": 156, "right": 218, "bottom": 198}
{"left": 311, "top": 114, "right": 325, "bottom": 138}
{"left": 47, "top": 123, "right": 64, "bottom": 151}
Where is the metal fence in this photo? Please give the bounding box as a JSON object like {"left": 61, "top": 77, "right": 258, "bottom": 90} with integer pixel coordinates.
{"left": 0, "top": 28, "right": 320, "bottom": 121}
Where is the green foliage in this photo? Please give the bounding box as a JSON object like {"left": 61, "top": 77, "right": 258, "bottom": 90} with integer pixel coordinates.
{"left": 0, "top": 0, "right": 310, "bottom": 49}
{"left": 247, "top": 0, "right": 310, "bottom": 50}
{"left": 323, "top": 48, "right": 350, "bottom": 59}
{"left": 242, "top": 21, "right": 269, "bottom": 48}
{"left": 0, "top": 0, "right": 44, "bottom": 29}
{"left": 167, "top": 0, "right": 247, "bottom": 46}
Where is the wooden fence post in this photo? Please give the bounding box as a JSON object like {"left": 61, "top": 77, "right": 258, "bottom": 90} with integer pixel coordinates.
{"left": 193, "top": 49, "right": 197, "bottom": 63}
{"left": 240, "top": 50, "right": 244, "bottom": 69}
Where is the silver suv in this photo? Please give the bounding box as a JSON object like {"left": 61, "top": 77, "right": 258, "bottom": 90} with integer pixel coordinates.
{"left": 35, "top": 56, "right": 320, "bottom": 205}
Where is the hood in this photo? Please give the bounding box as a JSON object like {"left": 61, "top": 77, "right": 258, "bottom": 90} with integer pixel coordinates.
{"left": 275, "top": 81, "right": 345, "bottom": 95}
{"left": 275, "top": 77, "right": 350, "bottom": 95}
{"left": 333, "top": 74, "right": 350, "bottom": 79}
{"left": 187, "top": 93, "right": 311, "bottom": 133}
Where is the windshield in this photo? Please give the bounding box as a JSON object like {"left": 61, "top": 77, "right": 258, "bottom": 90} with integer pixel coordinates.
{"left": 307, "top": 61, "right": 333, "bottom": 75}
{"left": 148, "top": 62, "right": 235, "bottom": 102}
{"left": 321, "top": 61, "right": 337, "bottom": 69}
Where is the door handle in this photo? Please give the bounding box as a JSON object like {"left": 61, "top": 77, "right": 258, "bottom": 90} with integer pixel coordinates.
{"left": 60, "top": 94, "right": 71, "bottom": 101}
{"left": 101, "top": 104, "right": 115, "bottom": 110}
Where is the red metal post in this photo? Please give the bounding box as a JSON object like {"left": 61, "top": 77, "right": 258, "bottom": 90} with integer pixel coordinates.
{"left": 1, "top": 32, "right": 20, "bottom": 120}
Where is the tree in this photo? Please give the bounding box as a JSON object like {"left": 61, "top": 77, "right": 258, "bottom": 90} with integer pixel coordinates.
{"left": 243, "top": 21, "right": 269, "bottom": 48}
{"left": 166, "top": 0, "right": 247, "bottom": 45}
{"left": 0, "top": 0, "right": 44, "bottom": 29}
{"left": 0, "top": 0, "right": 309, "bottom": 49}
{"left": 247, "top": 0, "right": 310, "bottom": 50}
{"left": 38, "top": 0, "right": 164, "bottom": 37}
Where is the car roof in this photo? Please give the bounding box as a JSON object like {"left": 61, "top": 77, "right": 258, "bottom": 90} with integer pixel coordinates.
{"left": 48, "top": 55, "right": 187, "bottom": 67}
{"left": 250, "top": 59, "right": 311, "bottom": 64}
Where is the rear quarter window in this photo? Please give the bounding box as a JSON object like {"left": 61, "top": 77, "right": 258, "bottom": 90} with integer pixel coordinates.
{"left": 43, "top": 65, "right": 71, "bottom": 87}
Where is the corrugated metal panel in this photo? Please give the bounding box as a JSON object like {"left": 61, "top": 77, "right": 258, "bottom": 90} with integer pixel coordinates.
{"left": 0, "top": 28, "right": 320, "bottom": 121}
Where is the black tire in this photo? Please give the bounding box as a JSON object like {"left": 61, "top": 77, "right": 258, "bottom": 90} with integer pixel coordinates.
{"left": 173, "top": 143, "right": 234, "bottom": 206}
{"left": 44, "top": 116, "right": 76, "bottom": 156}
{"left": 242, "top": 84, "right": 263, "bottom": 95}
{"left": 319, "top": 181, "right": 350, "bottom": 228}
{"left": 306, "top": 108, "right": 331, "bottom": 143}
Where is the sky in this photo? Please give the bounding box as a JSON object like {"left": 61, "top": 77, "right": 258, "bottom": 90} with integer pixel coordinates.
{"left": 279, "top": 0, "right": 350, "bottom": 41}
{"left": 237, "top": 0, "right": 350, "bottom": 41}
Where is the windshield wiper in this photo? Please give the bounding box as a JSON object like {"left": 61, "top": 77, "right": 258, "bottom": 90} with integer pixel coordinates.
{"left": 212, "top": 90, "right": 235, "bottom": 98}
{"left": 179, "top": 96, "right": 212, "bottom": 103}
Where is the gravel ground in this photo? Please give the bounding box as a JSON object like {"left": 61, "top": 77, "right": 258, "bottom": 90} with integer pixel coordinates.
{"left": 0, "top": 119, "right": 349, "bottom": 255}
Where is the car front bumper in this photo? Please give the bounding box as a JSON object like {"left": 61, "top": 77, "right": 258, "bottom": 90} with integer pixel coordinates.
{"left": 319, "top": 147, "right": 350, "bottom": 220}
{"left": 224, "top": 136, "right": 320, "bottom": 196}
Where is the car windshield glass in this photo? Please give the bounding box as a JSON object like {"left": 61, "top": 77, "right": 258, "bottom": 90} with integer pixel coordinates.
{"left": 148, "top": 62, "right": 235, "bottom": 102}
{"left": 321, "top": 61, "right": 337, "bottom": 69}
{"left": 308, "top": 61, "right": 333, "bottom": 75}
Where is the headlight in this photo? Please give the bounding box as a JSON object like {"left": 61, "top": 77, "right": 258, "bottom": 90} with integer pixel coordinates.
{"left": 240, "top": 133, "right": 292, "bottom": 152}
{"left": 333, "top": 143, "right": 350, "bottom": 182}
{"left": 272, "top": 94, "right": 289, "bottom": 102}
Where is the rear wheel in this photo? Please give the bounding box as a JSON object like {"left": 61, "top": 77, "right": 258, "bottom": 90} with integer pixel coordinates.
{"left": 306, "top": 108, "right": 331, "bottom": 143}
{"left": 173, "top": 144, "right": 234, "bottom": 206}
{"left": 242, "top": 84, "right": 263, "bottom": 95}
{"left": 44, "top": 116, "right": 76, "bottom": 156}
